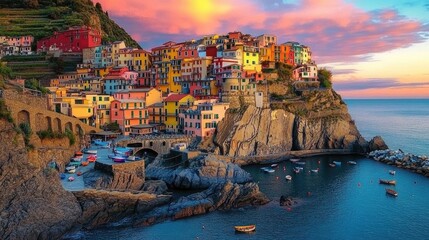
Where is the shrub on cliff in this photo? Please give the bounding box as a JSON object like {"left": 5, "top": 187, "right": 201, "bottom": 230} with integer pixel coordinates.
{"left": 318, "top": 68, "right": 333, "bottom": 88}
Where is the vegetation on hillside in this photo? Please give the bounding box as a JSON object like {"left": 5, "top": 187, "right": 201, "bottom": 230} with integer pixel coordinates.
{"left": 0, "top": 0, "right": 140, "bottom": 48}
{"left": 318, "top": 68, "right": 333, "bottom": 88}
{"left": 25, "top": 78, "right": 50, "bottom": 94}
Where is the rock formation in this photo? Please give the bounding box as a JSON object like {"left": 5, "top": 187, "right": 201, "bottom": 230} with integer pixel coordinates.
{"left": 145, "top": 155, "right": 252, "bottom": 189}
{"left": 280, "top": 195, "right": 298, "bottom": 207}
{"left": 136, "top": 181, "right": 269, "bottom": 225}
{"left": 215, "top": 89, "right": 368, "bottom": 157}
{"left": 368, "top": 136, "right": 389, "bottom": 151}
{"left": 0, "top": 120, "right": 81, "bottom": 240}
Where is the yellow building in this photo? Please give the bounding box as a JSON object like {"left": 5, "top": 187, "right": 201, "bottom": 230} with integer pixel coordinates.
{"left": 85, "top": 94, "right": 114, "bottom": 128}
{"left": 163, "top": 93, "right": 195, "bottom": 132}
{"left": 151, "top": 42, "right": 183, "bottom": 94}
{"left": 259, "top": 45, "right": 274, "bottom": 62}
{"left": 241, "top": 45, "right": 261, "bottom": 72}
{"left": 58, "top": 97, "right": 94, "bottom": 125}
{"left": 132, "top": 49, "right": 151, "bottom": 71}
{"left": 112, "top": 41, "right": 126, "bottom": 66}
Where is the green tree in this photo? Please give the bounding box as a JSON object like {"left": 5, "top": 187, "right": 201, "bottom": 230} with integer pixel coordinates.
{"left": 275, "top": 62, "right": 293, "bottom": 82}
{"left": 318, "top": 68, "right": 333, "bottom": 88}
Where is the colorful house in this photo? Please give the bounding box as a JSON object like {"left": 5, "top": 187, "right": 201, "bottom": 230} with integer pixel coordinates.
{"left": 85, "top": 94, "right": 114, "bottom": 127}
{"left": 147, "top": 102, "right": 165, "bottom": 125}
{"left": 113, "top": 88, "right": 162, "bottom": 107}
{"left": 132, "top": 49, "right": 151, "bottom": 71}
{"left": 179, "top": 99, "right": 229, "bottom": 137}
{"left": 292, "top": 64, "right": 318, "bottom": 81}
{"left": 54, "top": 96, "right": 95, "bottom": 125}
{"left": 37, "top": 26, "right": 101, "bottom": 53}
{"left": 163, "top": 94, "right": 195, "bottom": 133}
{"left": 110, "top": 99, "right": 148, "bottom": 135}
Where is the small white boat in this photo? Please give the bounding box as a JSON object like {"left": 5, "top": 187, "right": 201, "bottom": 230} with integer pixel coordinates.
{"left": 290, "top": 158, "right": 300, "bottom": 162}
{"left": 264, "top": 168, "right": 275, "bottom": 173}
{"left": 295, "top": 167, "right": 304, "bottom": 170}
{"left": 285, "top": 175, "right": 292, "bottom": 181}
{"left": 311, "top": 169, "right": 319, "bottom": 173}
{"left": 329, "top": 163, "right": 336, "bottom": 167}
{"left": 271, "top": 163, "right": 278, "bottom": 168}
{"left": 68, "top": 176, "right": 75, "bottom": 182}
{"left": 71, "top": 157, "right": 81, "bottom": 162}
{"left": 65, "top": 166, "right": 76, "bottom": 171}
{"left": 295, "top": 161, "right": 306, "bottom": 165}
{"left": 85, "top": 149, "right": 98, "bottom": 154}
{"left": 347, "top": 161, "right": 357, "bottom": 165}
{"left": 333, "top": 161, "right": 342, "bottom": 166}
{"left": 389, "top": 170, "right": 396, "bottom": 175}
{"left": 67, "top": 168, "right": 76, "bottom": 174}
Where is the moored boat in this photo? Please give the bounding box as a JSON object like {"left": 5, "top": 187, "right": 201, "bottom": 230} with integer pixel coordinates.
{"left": 386, "top": 188, "right": 398, "bottom": 197}
{"left": 81, "top": 161, "right": 89, "bottom": 166}
{"left": 285, "top": 175, "right": 292, "bottom": 181}
{"left": 74, "top": 151, "right": 83, "bottom": 157}
{"left": 71, "top": 157, "right": 82, "bottom": 162}
{"left": 264, "top": 168, "right": 275, "bottom": 173}
{"left": 333, "top": 161, "right": 342, "bottom": 166}
{"left": 87, "top": 154, "right": 97, "bottom": 162}
{"left": 379, "top": 179, "right": 396, "bottom": 185}
{"left": 67, "top": 168, "right": 76, "bottom": 174}
{"left": 271, "top": 163, "right": 278, "bottom": 168}
{"left": 389, "top": 170, "right": 396, "bottom": 175}
{"left": 293, "top": 167, "right": 301, "bottom": 174}
{"left": 113, "top": 156, "right": 126, "bottom": 163}
{"left": 84, "top": 149, "right": 98, "bottom": 154}
{"left": 234, "top": 225, "right": 256, "bottom": 233}
{"left": 311, "top": 169, "right": 319, "bottom": 173}
{"left": 290, "top": 158, "right": 300, "bottom": 162}
{"left": 329, "top": 163, "right": 336, "bottom": 167}
{"left": 347, "top": 161, "right": 357, "bottom": 165}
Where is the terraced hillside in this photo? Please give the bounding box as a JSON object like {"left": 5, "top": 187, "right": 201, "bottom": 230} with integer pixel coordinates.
{"left": 1, "top": 55, "right": 57, "bottom": 81}
{"left": 0, "top": 0, "right": 140, "bottom": 48}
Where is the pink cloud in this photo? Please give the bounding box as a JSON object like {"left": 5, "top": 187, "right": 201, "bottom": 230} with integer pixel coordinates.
{"left": 96, "top": 0, "right": 427, "bottom": 64}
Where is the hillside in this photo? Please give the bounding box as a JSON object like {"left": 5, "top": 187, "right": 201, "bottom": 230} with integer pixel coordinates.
{"left": 0, "top": 0, "right": 140, "bottom": 48}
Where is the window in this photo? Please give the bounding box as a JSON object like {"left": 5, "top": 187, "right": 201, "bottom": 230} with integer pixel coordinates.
{"left": 106, "top": 110, "right": 110, "bottom": 115}
{"left": 92, "top": 97, "right": 96, "bottom": 101}
{"left": 115, "top": 112, "right": 118, "bottom": 116}
{"left": 214, "top": 114, "right": 219, "bottom": 119}
{"left": 88, "top": 108, "right": 91, "bottom": 113}
{"left": 99, "top": 97, "right": 102, "bottom": 101}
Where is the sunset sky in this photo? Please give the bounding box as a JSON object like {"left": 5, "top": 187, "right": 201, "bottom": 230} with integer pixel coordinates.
{"left": 97, "top": 0, "right": 429, "bottom": 98}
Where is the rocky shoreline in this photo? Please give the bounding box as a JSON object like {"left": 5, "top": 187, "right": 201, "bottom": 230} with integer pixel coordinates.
{"left": 368, "top": 149, "right": 429, "bottom": 177}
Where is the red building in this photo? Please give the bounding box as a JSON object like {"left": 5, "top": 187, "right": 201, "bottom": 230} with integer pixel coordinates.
{"left": 37, "top": 26, "right": 101, "bottom": 53}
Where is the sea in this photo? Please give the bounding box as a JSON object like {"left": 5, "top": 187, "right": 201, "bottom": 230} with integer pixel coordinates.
{"left": 80, "top": 99, "right": 429, "bottom": 240}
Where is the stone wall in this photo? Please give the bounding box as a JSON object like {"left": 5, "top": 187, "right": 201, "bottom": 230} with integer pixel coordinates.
{"left": 94, "top": 161, "right": 145, "bottom": 191}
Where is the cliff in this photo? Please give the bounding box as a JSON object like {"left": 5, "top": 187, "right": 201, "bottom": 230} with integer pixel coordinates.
{"left": 215, "top": 89, "right": 368, "bottom": 157}
{"left": 0, "top": 119, "right": 81, "bottom": 240}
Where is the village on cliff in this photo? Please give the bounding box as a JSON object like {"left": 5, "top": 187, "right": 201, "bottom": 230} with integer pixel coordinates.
{"left": 1, "top": 26, "right": 320, "bottom": 137}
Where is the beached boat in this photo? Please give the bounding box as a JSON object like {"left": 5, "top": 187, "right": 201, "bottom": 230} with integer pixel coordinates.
{"left": 67, "top": 168, "right": 76, "bottom": 174}
{"left": 333, "top": 161, "right": 342, "bottom": 166}
{"left": 379, "top": 179, "right": 396, "bottom": 185}
{"left": 271, "top": 163, "right": 278, "bottom": 168}
{"left": 234, "top": 225, "right": 256, "bottom": 233}
{"left": 113, "top": 156, "right": 126, "bottom": 163}
{"left": 81, "top": 161, "right": 89, "bottom": 166}
{"left": 75, "top": 151, "right": 83, "bottom": 157}
{"left": 290, "top": 158, "right": 300, "bottom": 162}
{"left": 311, "top": 169, "right": 319, "bottom": 173}
{"left": 347, "top": 161, "right": 357, "bottom": 165}
{"left": 389, "top": 170, "right": 396, "bottom": 175}
{"left": 285, "top": 175, "right": 292, "bottom": 181}
{"left": 386, "top": 188, "right": 398, "bottom": 197}
{"left": 68, "top": 176, "right": 75, "bottom": 182}
{"left": 329, "top": 163, "right": 336, "bottom": 167}
{"left": 84, "top": 149, "right": 98, "bottom": 154}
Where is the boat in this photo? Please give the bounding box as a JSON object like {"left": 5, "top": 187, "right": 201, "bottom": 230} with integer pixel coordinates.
{"left": 60, "top": 173, "right": 66, "bottom": 180}
{"left": 290, "top": 158, "right": 300, "bottom": 162}
{"left": 389, "top": 170, "right": 396, "bottom": 175}
{"left": 67, "top": 168, "right": 76, "bottom": 174}
{"left": 68, "top": 176, "right": 75, "bottom": 182}
{"left": 379, "top": 179, "right": 396, "bottom": 185}
{"left": 113, "top": 156, "right": 126, "bottom": 163}
{"left": 329, "top": 163, "right": 336, "bottom": 167}
{"left": 295, "top": 161, "right": 306, "bottom": 165}
{"left": 68, "top": 161, "right": 81, "bottom": 167}
{"left": 65, "top": 166, "right": 76, "bottom": 171}
{"left": 76, "top": 171, "right": 82, "bottom": 176}
{"left": 74, "top": 151, "right": 83, "bottom": 157}
{"left": 347, "top": 161, "right": 357, "bottom": 165}
{"left": 81, "top": 161, "right": 89, "bottom": 166}
{"left": 264, "top": 168, "right": 275, "bottom": 173}
{"left": 234, "top": 225, "right": 256, "bottom": 233}
{"left": 93, "top": 139, "right": 110, "bottom": 147}
{"left": 333, "top": 161, "right": 342, "bottom": 166}
{"left": 84, "top": 149, "right": 98, "bottom": 154}
{"left": 271, "top": 163, "right": 278, "bottom": 168}
{"left": 311, "top": 169, "right": 319, "bottom": 173}
{"left": 71, "top": 157, "right": 82, "bottom": 162}
{"left": 386, "top": 188, "right": 398, "bottom": 197}
{"left": 285, "top": 175, "right": 292, "bottom": 181}
{"left": 87, "top": 155, "right": 97, "bottom": 162}
{"left": 293, "top": 167, "right": 301, "bottom": 174}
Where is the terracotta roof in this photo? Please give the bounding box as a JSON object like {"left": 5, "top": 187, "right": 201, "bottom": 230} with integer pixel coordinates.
{"left": 164, "top": 94, "right": 190, "bottom": 102}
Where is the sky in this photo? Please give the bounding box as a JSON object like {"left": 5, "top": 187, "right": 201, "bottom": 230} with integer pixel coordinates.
{"left": 96, "top": 0, "right": 429, "bottom": 98}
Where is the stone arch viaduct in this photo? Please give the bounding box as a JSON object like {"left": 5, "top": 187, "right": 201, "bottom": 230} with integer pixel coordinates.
{"left": 2, "top": 89, "right": 99, "bottom": 135}
{"left": 117, "top": 135, "right": 193, "bottom": 156}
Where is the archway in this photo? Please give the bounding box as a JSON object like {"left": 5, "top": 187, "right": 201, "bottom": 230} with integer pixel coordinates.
{"left": 127, "top": 142, "right": 143, "bottom": 148}
{"left": 135, "top": 148, "right": 158, "bottom": 164}
{"left": 75, "top": 124, "right": 84, "bottom": 136}
{"left": 17, "top": 110, "right": 30, "bottom": 125}
{"left": 65, "top": 122, "right": 73, "bottom": 133}
{"left": 45, "top": 116, "right": 52, "bottom": 131}
{"left": 53, "top": 118, "right": 62, "bottom": 133}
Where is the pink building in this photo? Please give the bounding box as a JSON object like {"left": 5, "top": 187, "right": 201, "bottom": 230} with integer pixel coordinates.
{"left": 110, "top": 99, "right": 148, "bottom": 135}
{"left": 179, "top": 99, "right": 229, "bottom": 137}
{"left": 0, "top": 35, "right": 34, "bottom": 55}
{"left": 292, "top": 64, "right": 318, "bottom": 81}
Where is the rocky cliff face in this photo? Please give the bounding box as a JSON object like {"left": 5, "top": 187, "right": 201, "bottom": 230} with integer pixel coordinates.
{"left": 0, "top": 120, "right": 81, "bottom": 240}
{"left": 137, "top": 181, "right": 269, "bottom": 225}
{"left": 215, "top": 89, "right": 368, "bottom": 157}
{"left": 145, "top": 155, "right": 252, "bottom": 189}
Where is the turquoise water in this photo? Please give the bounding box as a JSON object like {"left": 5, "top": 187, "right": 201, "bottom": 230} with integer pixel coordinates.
{"left": 81, "top": 99, "right": 429, "bottom": 240}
